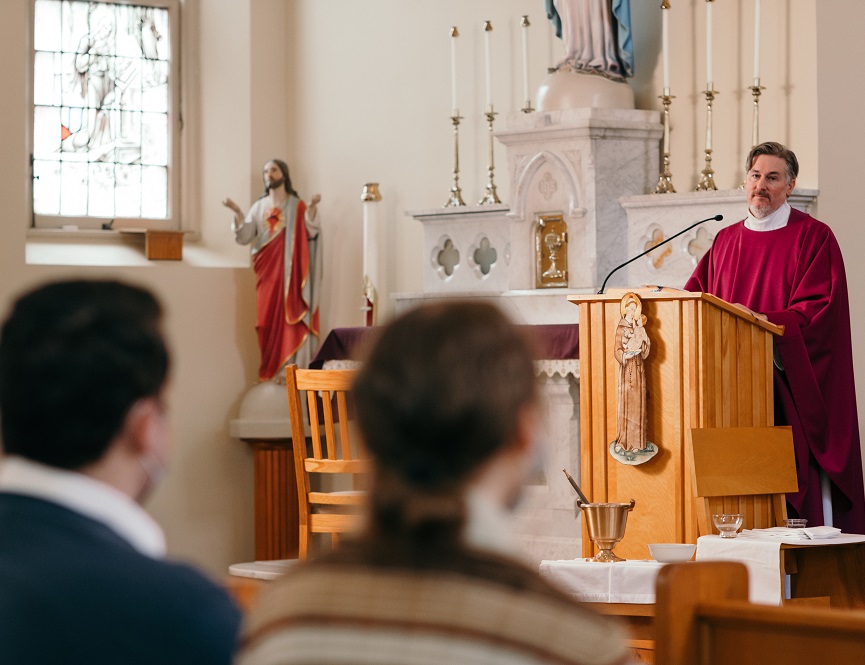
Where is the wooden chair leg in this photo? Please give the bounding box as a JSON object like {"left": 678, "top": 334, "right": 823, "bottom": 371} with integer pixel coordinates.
{"left": 298, "top": 528, "right": 310, "bottom": 560}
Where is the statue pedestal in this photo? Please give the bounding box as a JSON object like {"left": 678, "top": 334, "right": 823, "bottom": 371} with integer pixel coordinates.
{"left": 536, "top": 69, "right": 635, "bottom": 111}
{"left": 230, "top": 382, "right": 298, "bottom": 560}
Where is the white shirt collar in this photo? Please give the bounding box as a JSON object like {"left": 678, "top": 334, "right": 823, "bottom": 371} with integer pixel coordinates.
{"left": 0, "top": 456, "right": 166, "bottom": 558}
{"left": 745, "top": 201, "right": 792, "bottom": 231}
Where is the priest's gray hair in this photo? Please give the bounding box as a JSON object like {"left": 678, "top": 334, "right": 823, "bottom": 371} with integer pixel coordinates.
{"left": 746, "top": 141, "right": 799, "bottom": 184}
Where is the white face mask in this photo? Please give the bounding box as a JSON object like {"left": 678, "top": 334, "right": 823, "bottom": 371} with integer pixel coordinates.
{"left": 135, "top": 394, "right": 172, "bottom": 502}
{"left": 138, "top": 452, "right": 167, "bottom": 502}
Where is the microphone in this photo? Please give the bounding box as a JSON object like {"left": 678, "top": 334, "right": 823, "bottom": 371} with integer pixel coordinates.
{"left": 597, "top": 214, "right": 723, "bottom": 294}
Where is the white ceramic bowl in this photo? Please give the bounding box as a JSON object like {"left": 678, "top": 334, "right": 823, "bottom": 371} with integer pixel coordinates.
{"left": 647, "top": 543, "right": 696, "bottom": 563}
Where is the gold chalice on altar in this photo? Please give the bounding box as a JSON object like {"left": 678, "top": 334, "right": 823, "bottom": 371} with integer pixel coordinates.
{"left": 578, "top": 499, "right": 636, "bottom": 562}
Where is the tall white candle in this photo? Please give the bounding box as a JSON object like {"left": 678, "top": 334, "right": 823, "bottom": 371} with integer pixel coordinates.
{"left": 450, "top": 26, "right": 458, "bottom": 116}
{"left": 361, "top": 183, "right": 382, "bottom": 306}
{"left": 484, "top": 21, "right": 492, "bottom": 108}
{"left": 521, "top": 16, "right": 530, "bottom": 104}
{"left": 753, "top": 0, "right": 761, "bottom": 82}
{"left": 662, "top": 5, "right": 670, "bottom": 90}
{"left": 362, "top": 201, "right": 379, "bottom": 285}
{"left": 706, "top": 0, "right": 713, "bottom": 86}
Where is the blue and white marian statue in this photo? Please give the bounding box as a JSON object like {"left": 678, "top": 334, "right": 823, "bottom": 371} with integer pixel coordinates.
{"left": 545, "top": 0, "right": 634, "bottom": 80}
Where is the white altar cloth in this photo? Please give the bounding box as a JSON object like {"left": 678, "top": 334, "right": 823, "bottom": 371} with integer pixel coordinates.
{"left": 539, "top": 559, "right": 664, "bottom": 604}
{"left": 695, "top": 532, "right": 865, "bottom": 605}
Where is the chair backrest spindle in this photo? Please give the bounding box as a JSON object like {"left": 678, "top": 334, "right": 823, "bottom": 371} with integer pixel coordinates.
{"left": 286, "top": 364, "right": 366, "bottom": 559}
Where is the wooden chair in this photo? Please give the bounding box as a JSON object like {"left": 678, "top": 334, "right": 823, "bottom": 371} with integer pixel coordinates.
{"left": 688, "top": 426, "right": 798, "bottom": 535}
{"left": 655, "top": 561, "right": 865, "bottom": 665}
{"left": 285, "top": 364, "right": 368, "bottom": 559}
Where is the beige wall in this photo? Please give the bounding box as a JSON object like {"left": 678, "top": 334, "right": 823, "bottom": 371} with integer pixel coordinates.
{"left": 0, "top": 0, "right": 862, "bottom": 573}
{"left": 816, "top": 1, "right": 865, "bottom": 479}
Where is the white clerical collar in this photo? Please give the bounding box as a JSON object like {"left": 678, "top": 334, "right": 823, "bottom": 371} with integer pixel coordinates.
{"left": 745, "top": 201, "right": 792, "bottom": 231}
{"left": 462, "top": 488, "right": 519, "bottom": 557}
{"left": 0, "top": 456, "right": 166, "bottom": 558}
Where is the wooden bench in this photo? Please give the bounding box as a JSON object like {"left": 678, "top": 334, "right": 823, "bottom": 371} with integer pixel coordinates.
{"left": 655, "top": 561, "right": 865, "bottom": 665}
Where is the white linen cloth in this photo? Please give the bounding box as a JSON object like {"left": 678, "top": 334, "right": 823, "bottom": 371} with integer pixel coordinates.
{"left": 696, "top": 532, "right": 865, "bottom": 605}
{"left": 539, "top": 559, "right": 664, "bottom": 604}
{"left": 747, "top": 526, "right": 842, "bottom": 540}
{"left": 0, "top": 455, "right": 166, "bottom": 558}
{"left": 696, "top": 534, "right": 784, "bottom": 605}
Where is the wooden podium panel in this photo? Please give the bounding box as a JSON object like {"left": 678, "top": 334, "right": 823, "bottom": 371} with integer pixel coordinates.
{"left": 569, "top": 290, "right": 783, "bottom": 559}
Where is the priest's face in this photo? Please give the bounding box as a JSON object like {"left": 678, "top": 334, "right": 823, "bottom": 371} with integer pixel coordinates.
{"left": 745, "top": 154, "right": 795, "bottom": 219}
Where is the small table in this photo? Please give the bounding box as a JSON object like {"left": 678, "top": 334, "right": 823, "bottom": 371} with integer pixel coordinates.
{"left": 696, "top": 532, "right": 865, "bottom": 607}
{"left": 540, "top": 559, "right": 664, "bottom": 662}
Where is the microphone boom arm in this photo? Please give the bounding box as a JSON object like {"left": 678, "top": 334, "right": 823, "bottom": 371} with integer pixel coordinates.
{"left": 597, "top": 214, "right": 723, "bottom": 294}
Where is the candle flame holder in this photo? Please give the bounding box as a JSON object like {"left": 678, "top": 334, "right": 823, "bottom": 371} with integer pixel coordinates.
{"left": 654, "top": 88, "right": 676, "bottom": 194}
{"left": 443, "top": 114, "right": 466, "bottom": 207}
{"left": 749, "top": 78, "right": 766, "bottom": 148}
{"left": 479, "top": 105, "right": 501, "bottom": 205}
{"left": 695, "top": 86, "right": 718, "bottom": 191}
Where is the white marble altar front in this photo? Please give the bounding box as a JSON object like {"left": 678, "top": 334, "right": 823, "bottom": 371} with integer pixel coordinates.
{"left": 406, "top": 108, "right": 662, "bottom": 298}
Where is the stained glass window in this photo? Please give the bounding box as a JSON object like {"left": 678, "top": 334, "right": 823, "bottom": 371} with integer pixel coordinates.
{"left": 32, "top": 0, "right": 178, "bottom": 228}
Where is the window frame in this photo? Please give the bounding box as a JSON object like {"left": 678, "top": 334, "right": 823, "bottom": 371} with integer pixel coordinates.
{"left": 29, "top": 0, "right": 182, "bottom": 232}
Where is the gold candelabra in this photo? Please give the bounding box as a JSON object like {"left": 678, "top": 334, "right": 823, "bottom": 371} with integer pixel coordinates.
{"left": 443, "top": 113, "right": 466, "bottom": 207}
{"left": 749, "top": 78, "right": 766, "bottom": 147}
{"left": 654, "top": 89, "right": 676, "bottom": 194}
{"left": 695, "top": 86, "right": 718, "bottom": 191}
{"left": 478, "top": 105, "right": 501, "bottom": 205}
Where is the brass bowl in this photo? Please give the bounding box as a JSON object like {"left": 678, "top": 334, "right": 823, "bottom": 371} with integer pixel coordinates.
{"left": 578, "top": 499, "right": 635, "bottom": 562}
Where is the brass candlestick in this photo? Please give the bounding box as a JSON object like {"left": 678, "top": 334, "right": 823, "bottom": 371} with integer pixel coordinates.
{"left": 749, "top": 78, "right": 766, "bottom": 147}
{"left": 478, "top": 105, "right": 501, "bottom": 205}
{"left": 695, "top": 86, "right": 718, "bottom": 191}
{"left": 654, "top": 88, "right": 676, "bottom": 194}
{"left": 443, "top": 113, "right": 466, "bottom": 207}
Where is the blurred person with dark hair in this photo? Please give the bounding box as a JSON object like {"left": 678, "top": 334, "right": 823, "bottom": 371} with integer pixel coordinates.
{"left": 238, "top": 301, "right": 629, "bottom": 665}
{"left": 0, "top": 279, "right": 241, "bottom": 664}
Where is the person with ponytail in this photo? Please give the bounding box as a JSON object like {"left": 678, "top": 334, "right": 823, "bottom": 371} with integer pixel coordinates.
{"left": 239, "top": 301, "right": 629, "bottom": 665}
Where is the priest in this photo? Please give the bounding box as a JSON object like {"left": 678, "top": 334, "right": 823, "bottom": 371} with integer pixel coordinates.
{"left": 684, "top": 141, "right": 865, "bottom": 534}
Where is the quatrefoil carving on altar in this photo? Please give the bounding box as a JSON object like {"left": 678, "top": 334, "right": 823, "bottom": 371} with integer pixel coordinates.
{"left": 643, "top": 228, "right": 672, "bottom": 270}
{"left": 472, "top": 236, "right": 497, "bottom": 276}
{"left": 687, "top": 227, "right": 714, "bottom": 264}
{"left": 434, "top": 237, "right": 460, "bottom": 278}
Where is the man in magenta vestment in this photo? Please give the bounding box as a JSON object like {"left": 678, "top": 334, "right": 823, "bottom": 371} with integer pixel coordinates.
{"left": 685, "top": 142, "right": 865, "bottom": 533}
{"left": 223, "top": 159, "right": 322, "bottom": 381}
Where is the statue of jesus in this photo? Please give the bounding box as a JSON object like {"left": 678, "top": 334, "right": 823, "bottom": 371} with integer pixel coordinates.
{"left": 223, "top": 159, "right": 322, "bottom": 382}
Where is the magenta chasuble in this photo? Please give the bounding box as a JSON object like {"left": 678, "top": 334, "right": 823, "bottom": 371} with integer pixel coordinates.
{"left": 685, "top": 208, "right": 865, "bottom": 534}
